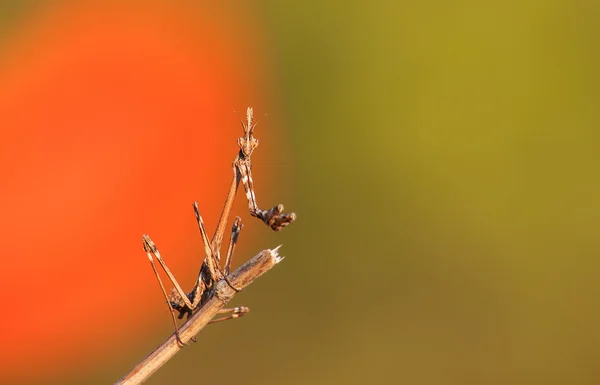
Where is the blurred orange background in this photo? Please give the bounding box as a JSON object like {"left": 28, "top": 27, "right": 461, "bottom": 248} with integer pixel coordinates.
{"left": 0, "top": 2, "right": 273, "bottom": 383}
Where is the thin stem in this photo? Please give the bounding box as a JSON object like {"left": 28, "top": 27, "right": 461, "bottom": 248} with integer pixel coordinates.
{"left": 115, "top": 247, "right": 285, "bottom": 385}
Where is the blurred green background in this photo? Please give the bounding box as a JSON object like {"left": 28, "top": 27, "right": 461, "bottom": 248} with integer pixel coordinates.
{"left": 4, "top": 1, "right": 600, "bottom": 384}
{"left": 254, "top": 2, "right": 600, "bottom": 384}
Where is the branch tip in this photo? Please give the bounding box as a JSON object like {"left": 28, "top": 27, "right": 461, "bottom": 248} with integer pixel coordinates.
{"left": 270, "top": 245, "right": 285, "bottom": 263}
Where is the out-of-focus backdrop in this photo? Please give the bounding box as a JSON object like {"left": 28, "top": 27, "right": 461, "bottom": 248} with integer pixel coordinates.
{"left": 1, "top": 1, "right": 599, "bottom": 384}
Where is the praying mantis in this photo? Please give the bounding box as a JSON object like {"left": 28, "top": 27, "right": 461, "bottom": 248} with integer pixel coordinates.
{"left": 142, "top": 108, "right": 295, "bottom": 345}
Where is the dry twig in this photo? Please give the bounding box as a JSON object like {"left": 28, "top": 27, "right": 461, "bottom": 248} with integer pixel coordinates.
{"left": 115, "top": 247, "right": 284, "bottom": 385}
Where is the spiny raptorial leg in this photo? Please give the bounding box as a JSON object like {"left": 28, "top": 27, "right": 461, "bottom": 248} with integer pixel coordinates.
{"left": 236, "top": 159, "right": 296, "bottom": 231}
{"left": 236, "top": 107, "right": 296, "bottom": 231}
{"left": 210, "top": 106, "right": 296, "bottom": 254}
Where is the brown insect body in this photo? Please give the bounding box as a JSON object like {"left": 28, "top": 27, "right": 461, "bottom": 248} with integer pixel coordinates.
{"left": 143, "top": 108, "right": 296, "bottom": 344}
